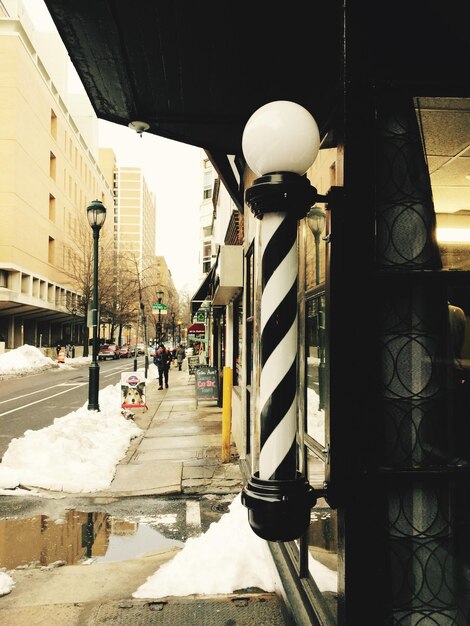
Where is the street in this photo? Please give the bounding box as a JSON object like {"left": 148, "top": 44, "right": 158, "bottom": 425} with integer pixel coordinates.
{"left": 0, "top": 356, "right": 149, "bottom": 460}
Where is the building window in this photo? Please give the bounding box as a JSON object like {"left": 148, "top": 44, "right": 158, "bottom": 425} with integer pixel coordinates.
{"left": 203, "top": 170, "right": 212, "bottom": 200}
{"left": 0, "top": 270, "right": 7, "bottom": 288}
{"left": 306, "top": 294, "right": 326, "bottom": 444}
{"left": 48, "top": 237, "right": 55, "bottom": 264}
{"left": 49, "top": 194, "right": 56, "bottom": 221}
{"left": 50, "top": 109, "right": 57, "bottom": 139}
{"left": 49, "top": 152, "right": 56, "bottom": 180}
{"left": 233, "top": 295, "right": 243, "bottom": 386}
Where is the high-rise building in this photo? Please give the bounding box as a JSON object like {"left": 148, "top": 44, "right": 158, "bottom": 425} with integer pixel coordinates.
{"left": 0, "top": 2, "right": 113, "bottom": 350}
{"left": 112, "top": 166, "right": 156, "bottom": 273}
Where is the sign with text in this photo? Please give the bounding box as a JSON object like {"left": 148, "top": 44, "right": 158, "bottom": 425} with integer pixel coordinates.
{"left": 152, "top": 303, "right": 168, "bottom": 315}
{"left": 188, "top": 355, "right": 200, "bottom": 375}
{"left": 195, "top": 366, "right": 218, "bottom": 405}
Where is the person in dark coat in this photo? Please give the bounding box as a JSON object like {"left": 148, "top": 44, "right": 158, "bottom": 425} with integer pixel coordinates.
{"left": 175, "top": 344, "right": 186, "bottom": 371}
{"left": 154, "top": 343, "right": 172, "bottom": 389}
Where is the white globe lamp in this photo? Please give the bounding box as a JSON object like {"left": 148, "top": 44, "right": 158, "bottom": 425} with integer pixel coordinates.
{"left": 242, "top": 100, "right": 320, "bottom": 177}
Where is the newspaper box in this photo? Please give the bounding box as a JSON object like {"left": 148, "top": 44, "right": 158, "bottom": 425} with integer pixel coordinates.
{"left": 121, "top": 372, "right": 147, "bottom": 410}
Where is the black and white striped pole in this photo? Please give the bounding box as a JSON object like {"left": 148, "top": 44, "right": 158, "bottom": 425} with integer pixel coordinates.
{"left": 241, "top": 101, "right": 328, "bottom": 541}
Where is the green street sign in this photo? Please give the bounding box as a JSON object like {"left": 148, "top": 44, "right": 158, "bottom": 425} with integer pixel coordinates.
{"left": 152, "top": 303, "right": 168, "bottom": 311}
{"left": 196, "top": 312, "right": 205, "bottom": 322}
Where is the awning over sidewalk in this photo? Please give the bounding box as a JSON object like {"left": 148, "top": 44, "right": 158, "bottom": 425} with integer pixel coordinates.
{"left": 191, "top": 266, "right": 215, "bottom": 315}
{"left": 187, "top": 322, "right": 206, "bottom": 340}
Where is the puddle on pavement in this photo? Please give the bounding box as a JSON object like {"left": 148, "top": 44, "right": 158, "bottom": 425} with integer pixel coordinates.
{"left": 0, "top": 509, "right": 185, "bottom": 569}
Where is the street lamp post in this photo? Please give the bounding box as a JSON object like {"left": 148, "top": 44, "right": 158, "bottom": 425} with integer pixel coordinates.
{"left": 240, "top": 101, "right": 335, "bottom": 542}
{"left": 87, "top": 199, "right": 107, "bottom": 411}
{"left": 157, "top": 289, "right": 164, "bottom": 343}
{"left": 71, "top": 307, "right": 77, "bottom": 358}
{"left": 177, "top": 319, "right": 182, "bottom": 344}
{"left": 171, "top": 312, "right": 176, "bottom": 348}
{"left": 142, "top": 302, "right": 149, "bottom": 377}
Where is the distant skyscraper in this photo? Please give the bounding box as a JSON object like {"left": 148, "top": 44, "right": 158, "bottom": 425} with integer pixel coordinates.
{"left": 113, "top": 166, "right": 156, "bottom": 272}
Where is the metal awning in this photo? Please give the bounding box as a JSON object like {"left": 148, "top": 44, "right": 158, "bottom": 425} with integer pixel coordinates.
{"left": 42, "top": 2, "right": 470, "bottom": 207}
{"left": 190, "top": 266, "right": 215, "bottom": 316}
{"left": 43, "top": 1, "right": 343, "bottom": 202}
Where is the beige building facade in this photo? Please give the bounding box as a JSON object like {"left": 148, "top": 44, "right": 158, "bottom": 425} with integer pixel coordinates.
{"left": 0, "top": 6, "right": 113, "bottom": 349}
{"left": 113, "top": 166, "right": 156, "bottom": 272}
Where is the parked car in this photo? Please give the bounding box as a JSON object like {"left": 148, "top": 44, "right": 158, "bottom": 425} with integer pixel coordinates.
{"left": 118, "top": 344, "right": 132, "bottom": 358}
{"left": 136, "top": 343, "right": 146, "bottom": 355}
{"left": 98, "top": 343, "right": 119, "bottom": 360}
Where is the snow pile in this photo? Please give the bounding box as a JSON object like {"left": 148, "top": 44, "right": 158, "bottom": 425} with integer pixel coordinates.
{"left": 0, "top": 344, "right": 57, "bottom": 379}
{"left": 0, "top": 384, "right": 141, "bottom": 492}
{"left": 0, "top": 571, "right": 14, "bottom": 596}
{"left": 133, "top": 493, "right": 280, "bottom": 598}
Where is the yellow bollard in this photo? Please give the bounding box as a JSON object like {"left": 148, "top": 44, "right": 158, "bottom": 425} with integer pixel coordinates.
{"left": 221, "top": 366, "right": 232, "bottom": 463}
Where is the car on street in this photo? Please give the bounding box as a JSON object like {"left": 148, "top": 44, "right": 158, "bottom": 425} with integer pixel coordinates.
{"left": 118, "top": 344, "right": 132, "bottom": 358}
{"left": 136, "top": 343, "right": 146, "bottom": 355}
{"left": 98, "top": 343, "right": 119, "bottom": 360}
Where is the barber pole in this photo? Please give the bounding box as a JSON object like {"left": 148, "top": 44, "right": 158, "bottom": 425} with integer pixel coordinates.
{"left": 259, "top": 212, "right": 298, "bottom": 481}
{"left": 241, "top": 101, "right": 330, "bottom": 541}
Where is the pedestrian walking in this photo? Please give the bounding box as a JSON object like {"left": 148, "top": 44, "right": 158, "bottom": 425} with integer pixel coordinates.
{"left": 56, "top": 343, "right": 61, "bottom": 356}
{"left": 175, "top": 344, "right": 186, "bottom": 371}
{"left": 153, "top": 343, "right": 172, "bottom": 389}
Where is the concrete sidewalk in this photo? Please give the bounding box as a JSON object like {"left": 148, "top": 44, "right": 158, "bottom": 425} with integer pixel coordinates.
{"left": 98, "top": 364, "right": 244, "bottom": 498}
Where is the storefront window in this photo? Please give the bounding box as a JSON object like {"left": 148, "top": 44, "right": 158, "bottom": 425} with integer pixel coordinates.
{"left": 233, "top": 296, "right": 243, "bottom": 386}
{"left": 306, "top": 294, "right": 326, "bottom": 445}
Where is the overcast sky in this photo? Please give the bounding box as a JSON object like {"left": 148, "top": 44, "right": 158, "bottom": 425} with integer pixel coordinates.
{"left": 98, "top": 121, "right": 203, "bottom": 294}
{"left": 23, "top": 0, "right": 203, "bottom": 295}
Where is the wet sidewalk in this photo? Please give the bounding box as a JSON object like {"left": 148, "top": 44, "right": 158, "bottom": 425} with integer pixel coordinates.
{"left": 97, "top": 365, "right": 244, "bottom": 499}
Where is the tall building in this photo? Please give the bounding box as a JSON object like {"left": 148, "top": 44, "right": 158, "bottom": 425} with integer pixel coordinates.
{"left": 113, "top": 166, "right": 156, "bottom": 273}
{"left": 198, "top": 154, "right": 217, "bottom": 278}
{"left": 0, "top": 2, "right": 113, "bottom": 349}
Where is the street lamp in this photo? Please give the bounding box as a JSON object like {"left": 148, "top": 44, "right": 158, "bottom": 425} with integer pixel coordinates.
{"left": 171, "top": 312, "right": 176, "bottom": 348}
{"left": 240, "top": 101, "right": 335, "bottom": 542}
{"left": 71, "top": 307, "right": 77, "bottom": 358}
{"left": 177, "top": 319, "right": 182, "bottom": 344}
{"left": 87, "top": 199, "right": 107, "bottom": 411}
{"left": 157, "top": 289, "right": 164, "bottom": 343}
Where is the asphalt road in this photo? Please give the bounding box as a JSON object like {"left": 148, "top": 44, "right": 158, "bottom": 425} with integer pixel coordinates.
{"left": 0, "top": 356, "right": 150, "bottom": 459}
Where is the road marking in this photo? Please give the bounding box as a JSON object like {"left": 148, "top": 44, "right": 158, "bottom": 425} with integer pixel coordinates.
{"left": 186, "top": 500, "right": 202, "bottom": 536}
{"left": 0, "top": 382, "right": 81, "bottom": 405}
{"left": 0, "top": 384, "right": 86, "bottom": 418}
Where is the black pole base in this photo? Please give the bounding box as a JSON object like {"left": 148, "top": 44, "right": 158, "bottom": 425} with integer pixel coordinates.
{"left": 88, "top": 362, "right": 100, "bottom": 411}
{"left": 241, "top": 472, "right": 317, "bottom": 542}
